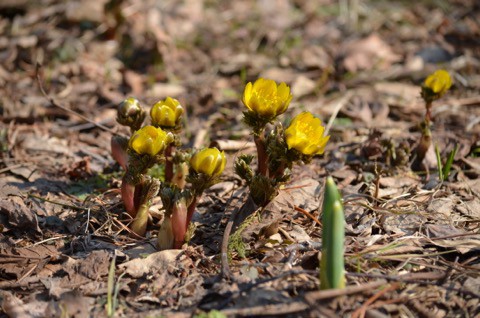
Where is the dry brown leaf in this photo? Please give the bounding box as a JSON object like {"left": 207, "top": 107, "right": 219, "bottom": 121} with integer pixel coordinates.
{"left": 292, "top": 75, "right": 316, "bottom": 98}
{"left": 426, "top": 196, "right": 456, "bottom": 219}
{"left": 119, "top": 249, "right": 182, "bottom": 278}
{"left": 456, "top": 197, "right": 480, "bottom": 219}
{"left": 147, "top": 83, "right": 186, "bottom": 99}
{"left": 0, "top": 197, "right": 40, "bottom": 233}
{"left": 381, "top": 213, "right": 425, "bottom": 235}
{"left": 341, "top": 34, "right": 401, "bottom": 72}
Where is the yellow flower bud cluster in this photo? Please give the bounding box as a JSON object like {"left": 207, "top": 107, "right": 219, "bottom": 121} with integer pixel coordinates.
{"left": 125, "top": 97, "right": 184, "bottom": 157}
{"left": 112, "top": 95, "right": 227, "bottom": 248}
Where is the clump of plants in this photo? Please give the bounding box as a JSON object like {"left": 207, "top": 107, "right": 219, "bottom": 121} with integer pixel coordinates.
{"left": 111, "top": 97, "right": 226, "bottom": 249}
{"left": 413, "top": 69, "right": 453, "bottom": 173}
{"left": 360, "top": 70, "right": 453, "bottom": 179}
{"left": 235, "top": 78, "right": 330, "bottom": 206}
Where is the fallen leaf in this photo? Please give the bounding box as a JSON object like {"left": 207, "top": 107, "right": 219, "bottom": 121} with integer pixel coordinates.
{"left": 0, "top": 197, "right": 40, "bottom": 233}
{"left": 341, "top": 34, "right": 401, "bottom": 72}
{"left": 291, "top": 75, "right": 316, "bottom": 98}
{"left": 119, "top": 249, "right": 182, "bottom": 278}
{"left": 147, "top": 83, "right": 186, "bottom": 99}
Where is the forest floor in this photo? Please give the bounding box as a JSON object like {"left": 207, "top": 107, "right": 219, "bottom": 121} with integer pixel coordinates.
{"left": 1, "top": 0, "right": 479, "bottom": 317}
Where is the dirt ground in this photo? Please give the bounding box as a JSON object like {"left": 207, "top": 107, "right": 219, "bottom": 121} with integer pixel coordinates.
{"left": 1, "top": 0, "right": 480, "bottom": 317}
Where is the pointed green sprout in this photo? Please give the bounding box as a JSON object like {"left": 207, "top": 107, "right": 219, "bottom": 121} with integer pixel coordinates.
{"left": 435, "top": 143, "right": 458, "bottom": 182}
{"left": 320, "top": 176, "right": 345, "bottom": 290}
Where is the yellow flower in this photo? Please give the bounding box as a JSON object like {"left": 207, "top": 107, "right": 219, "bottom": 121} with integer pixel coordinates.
{"left": 129, "top": 125, "right": 171, "bottom": 156}
{"left": 423, "top": 69, "right": 452, "bottom": 99}
{"left": 242, "top": 78, "right": 292, "bottom": 119}
{"left": 190, "top": 147, "right": 226, "bottom": 177}
{"left": 285, "top": 112, "right": 330, "bottom": 156}
{"left": 150, "top": 97, "right": 184, "bottom": 128}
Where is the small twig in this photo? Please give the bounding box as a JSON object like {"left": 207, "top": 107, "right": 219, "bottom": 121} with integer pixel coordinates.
{"left": 304, "top": 280, "right": 388, "bottom": 304}
{"left": 111, "top": 216, "right": 146, "bottom": 240}
{"left": 220, "top": 301, "right": 308, "bottom": 317}
{"left": 0, "top": 163, "right": 34, "bottom": 174}
{"left": 26, "top": 235, "right": 68, "bottom": 248}
{"left": 35, "top": 63, "right": 125, "bottom": 137}
{"left": 28, "top": 193, "right": 90, "bottom": 211}
{"left": 346, "top": 271, "right": 480, "bottom": 298}
{"left": 281, "top": 183, "right": 313, "bottom": 191}
{"left": 351, "top": 282, "right": 400, "bottom": 318}
{"left": 85, "top": 207, "right": 91, "bottom": 234}
{"left": 16, "top": 263, "right": 43, "bottom": 284}
{"left": 284, "top": 241, "right": 323, "bottom": 253}
{"left": 324, "top": 92, "right": 352, "bottom": 137}
{"left": 294, "top": 205, "right": 322, "bottom": 226}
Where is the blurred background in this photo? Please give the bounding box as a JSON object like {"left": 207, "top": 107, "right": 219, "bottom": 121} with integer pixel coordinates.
{"left": 1, "top": 0, "right": 479, "bottom": 162}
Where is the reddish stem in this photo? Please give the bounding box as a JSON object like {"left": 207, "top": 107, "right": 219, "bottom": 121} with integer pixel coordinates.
{"left": 254, "top": 134, "right": 268, "bottom": 177}
{"left": 171, "top": 200, "right": 188, "bottom": 249}
{"left": 111, "top": 137, "right": 128, "bottom": 170}
{"left": 186, "top": 195, "right": 199, "bottom": 226}
{"left": 424, "top": 101, "right": 432, "bottom": 125}
{"left": 121, "top": 176, "right": 136, "bottom": 217}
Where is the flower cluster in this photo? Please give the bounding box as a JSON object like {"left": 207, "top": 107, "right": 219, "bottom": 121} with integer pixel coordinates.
{"left": 236, "top": 78, "right": 330, "bottom": 206}
{"left": 111, "top": 97, "right": 226, "bottom": 249}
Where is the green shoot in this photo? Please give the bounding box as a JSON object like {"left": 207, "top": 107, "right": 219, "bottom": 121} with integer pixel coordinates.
{"left": 320, "top": 177, "right": 345, "bottom": 290}
{"left": 443, "top": 144, "right": 458, "bottom": 180}
{"left": 107, "top": 255, "right": 116, "bottom": 317}
{"left": 435, "top": 143, "right": 458, "bottom": 182}
{"left": 435, "top": 144, "right": 444, "bottom": 182}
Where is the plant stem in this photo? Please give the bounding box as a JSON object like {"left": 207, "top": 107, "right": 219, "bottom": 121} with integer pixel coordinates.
{"left": 254, "top": 134, "right": 268, "bottom": 176}
{"left": 130, "top": 202, "right": 150, "bottom": 236}
{"left": 121, "top": 176, "right": 136, "bottom": 217}
{"left": 111, "top": 136, "right": 129, "bottom": 170}
{"left": 412, "top": 120, "right": 432, "bottom": 172}
{"left": 172, "top": 200, "right": 188, "bottom": 249}
{"left": 165, "top": 143, "right": 175, "bottom": 183}
{"left": 186, "top": 195, "right": 199, "bottom": 226}
{"left": 424, "top": 101, "right": 432, "bottom": 125}
{"left": 172, "top": 162, "right": 188, "bottom": 189}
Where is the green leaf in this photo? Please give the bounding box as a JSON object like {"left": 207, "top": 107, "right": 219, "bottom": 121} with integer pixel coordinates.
{"left": 435, "top": 144, "right": 444, "bottom": 182}
{"left": 442, "top": 144, "right": 458, "bottom": 180}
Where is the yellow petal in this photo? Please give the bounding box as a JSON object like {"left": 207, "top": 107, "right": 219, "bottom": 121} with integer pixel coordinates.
{"left": 242, "top": 82, "right": 253, "bottom": 108}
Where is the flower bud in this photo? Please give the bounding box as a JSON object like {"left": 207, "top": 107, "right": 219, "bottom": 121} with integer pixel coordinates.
{"left": 150, "top": 97, "right": 184, "bottom": 128}
{"left": 190, "top": 147, "right": 226, "bottom": 177}
{"left": 129, "top": 125, "right": 172, "bottom": 156}
{"left": 117, "top": 97, "right": 146, "bottom": 130}
{"left": 285, "top": 112, "right": 330, "bottom": 156}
